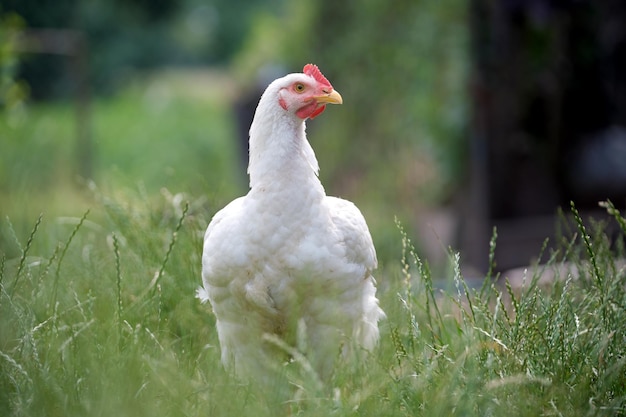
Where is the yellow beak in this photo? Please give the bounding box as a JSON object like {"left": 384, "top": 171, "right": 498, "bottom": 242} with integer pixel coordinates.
{"left": 314, "top": 89, "right": 343, "bottom": 105}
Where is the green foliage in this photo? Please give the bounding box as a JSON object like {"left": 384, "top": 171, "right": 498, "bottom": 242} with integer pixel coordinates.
{"left": 1, "top": 193, "right": 625, "bottom": 416}
{"left": 4, "top": 0, "right": 285, "bottom": 97}
{"left": 0, "top": 11, "right": 28, "bottom": 111}
{"left": 315, "top": 1, "right": 468, "bottom": 199}
{"left": 0, "top": 70, "right": 241, "bottom": 196}
{"left": 90, "top": 72, "right": 242, "bottom": 196}
{"left": 0, "top": 103, "right": 75, "bottom": 193}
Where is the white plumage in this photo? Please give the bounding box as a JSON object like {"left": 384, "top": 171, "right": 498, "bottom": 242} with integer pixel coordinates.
{"left": 199, "top": 64, "right": 384, "bottom": 383}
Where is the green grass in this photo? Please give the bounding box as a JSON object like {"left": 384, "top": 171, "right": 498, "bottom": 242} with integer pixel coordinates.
{"left": 1, "top": 191, "right": 625, "bottom": 416}
{"left": 0, "top": 69, "right": 242, "bottom": 216}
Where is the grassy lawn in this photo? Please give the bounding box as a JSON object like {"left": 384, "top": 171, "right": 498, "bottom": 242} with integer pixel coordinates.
{"left": 1, "top": 69, "right": 242, "bottom": 224}
{"left": 1, "top": 71, "right": 625, "bottom": 416}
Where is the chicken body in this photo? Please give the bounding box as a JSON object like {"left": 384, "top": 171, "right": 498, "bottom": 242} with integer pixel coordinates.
{"left": 200, "top": 65, "right": 384, "bottom": 383}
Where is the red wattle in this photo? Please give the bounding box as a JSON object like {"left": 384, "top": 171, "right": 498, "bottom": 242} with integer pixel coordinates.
{"left": 296, "top": 102, "right": 326, "bottom": 119}
{"left": 309, "top": 105, "right": 326, "bottom": 119}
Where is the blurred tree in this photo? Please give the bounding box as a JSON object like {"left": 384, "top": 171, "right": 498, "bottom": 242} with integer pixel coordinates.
{"left": 0, "top": 11, "right": 28, "bottom": 112}
{"left": 2, "top": 0, "right": 80, "bottom": 98}
{"left": 234, "top": 0, "right": 468, "bottom": 205}
{"left": 114, "top": 0, "right": 180, "bottom": 22}
{"left": 2, "top": 0, "right": 283, "bottom": 98}
{"left": 205, "top": 0, "right": 281, "bottom": 63}
{"left": 304, "top": 1, "right": 467, "bottom": 193}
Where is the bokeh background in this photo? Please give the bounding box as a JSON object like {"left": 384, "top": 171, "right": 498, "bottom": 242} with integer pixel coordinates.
{"left": 2, "top": 0, "right": 625, "bottom": 274}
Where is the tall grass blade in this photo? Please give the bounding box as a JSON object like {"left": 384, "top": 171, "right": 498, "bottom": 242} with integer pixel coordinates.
{"left": 112, "top": 232, "right": 123, "bottom": 348}
{"left": 396, "top": 217, "right": 418, "bottom": 353}
{"left": 570, "top": 201, "right": 607, "bottom": 330}
{"left": 485, "top": 226, "right": 498, "bottom": 281}
{"left": 50, "top": 209, "right": 90, "bottom": 312}
{"left": 480, "top": 227, "right": 500, "bottom": 301}
{"left": 151, "top": 201, "right": 189, "bottom": 294}
{"left": 126, "top": 201, "right": 190, "bottom": 314}
{"left": 11, "top": 213, "right": 43, "bottom": 296}
{"left": 4, "top": 215, "right": 22, "bottom": 254}
{"left": 570, "top": 202, "right": 602, "bottom": 286}
{"left": 0, "top": 254, "right": 5, "bottom": 299}
{"left": 599, "top": 200, "right": 626, "bottom": 235}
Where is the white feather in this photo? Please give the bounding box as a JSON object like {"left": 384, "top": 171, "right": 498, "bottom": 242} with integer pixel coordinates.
{"left": 200, "top": 71, "right": 384, "bottom": 384}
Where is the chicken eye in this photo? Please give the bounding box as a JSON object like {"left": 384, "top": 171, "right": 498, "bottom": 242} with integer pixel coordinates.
{"left": 294, "top": 83, "right": 305, "bottom": 93}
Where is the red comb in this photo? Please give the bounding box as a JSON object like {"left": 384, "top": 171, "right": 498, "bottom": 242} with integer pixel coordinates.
{"left": 303, "top": 64, "right": 332, "bottom": 89}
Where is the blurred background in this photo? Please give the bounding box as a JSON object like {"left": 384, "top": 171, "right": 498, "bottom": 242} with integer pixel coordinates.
{"left": 1, "top": 0, "right": 625, "bottom": 275}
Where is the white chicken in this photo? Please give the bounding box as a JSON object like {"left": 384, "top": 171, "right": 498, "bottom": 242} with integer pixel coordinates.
{"left": 199, "top": 64, "right": 384, "bottom": 384}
